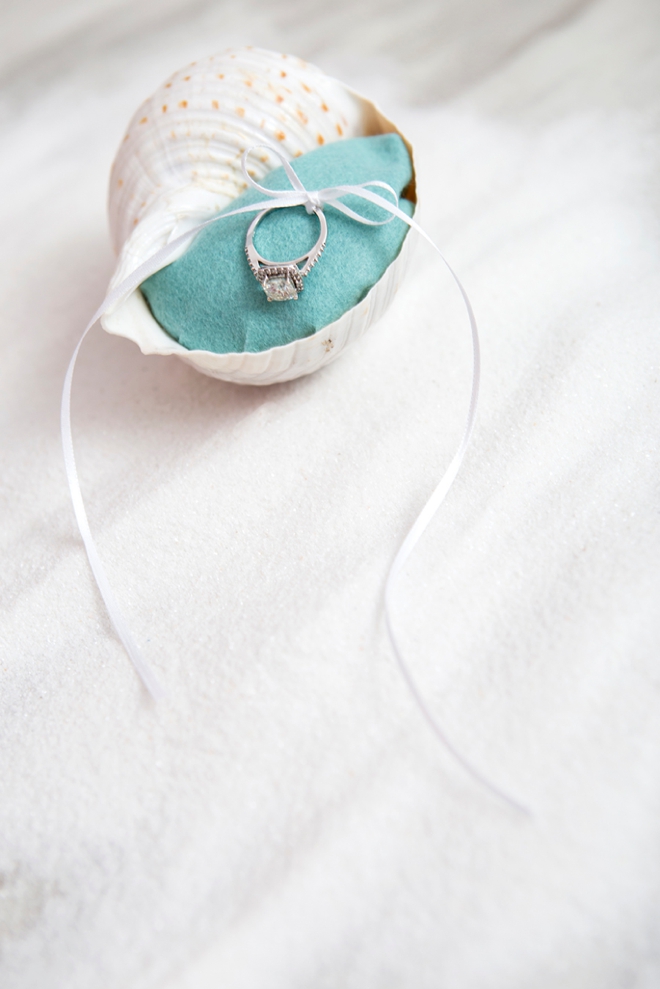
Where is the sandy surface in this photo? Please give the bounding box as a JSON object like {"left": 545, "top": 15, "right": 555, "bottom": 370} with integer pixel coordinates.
{"left": 1, "top": 1, "right": 659, "bottom": 986}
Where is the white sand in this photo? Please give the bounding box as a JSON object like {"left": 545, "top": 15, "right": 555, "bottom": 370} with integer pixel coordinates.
{"left": 1, "top": 1, "right": 659, "bottom": 986}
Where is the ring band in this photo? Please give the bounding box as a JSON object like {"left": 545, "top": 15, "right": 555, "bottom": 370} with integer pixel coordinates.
{"left": 245, "top": 205, "right": 327, "bottom": 301}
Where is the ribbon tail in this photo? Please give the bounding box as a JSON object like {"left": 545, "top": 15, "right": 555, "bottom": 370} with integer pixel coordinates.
{"left": 61, "top": 317, "right": 166, "bottom": 700}
{"left": 59, "top": 194, "right": 310, "bottom": 701}
{"left": 383, "top": 261, "right": 530, "bottom": 816}
{"left": 359, "top": 194, "right": 531, "bottom": 815}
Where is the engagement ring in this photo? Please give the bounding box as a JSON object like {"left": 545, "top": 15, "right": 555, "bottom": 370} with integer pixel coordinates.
{"left": 245, "top": 205, "right": 327, "bottom": 301}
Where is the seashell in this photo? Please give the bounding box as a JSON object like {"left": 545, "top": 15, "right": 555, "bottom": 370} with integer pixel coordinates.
{"left": 102, "top": 47, "right": 417, "bottom": 386}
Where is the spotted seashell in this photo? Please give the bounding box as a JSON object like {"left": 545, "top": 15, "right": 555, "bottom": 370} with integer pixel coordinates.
{"left": 102, "top": 47, "right": 417, "bottom": 385}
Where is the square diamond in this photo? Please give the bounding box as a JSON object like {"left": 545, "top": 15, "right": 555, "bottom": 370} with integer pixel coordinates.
{"left": 263, "top": 273, "right": 298, "bottom": 302}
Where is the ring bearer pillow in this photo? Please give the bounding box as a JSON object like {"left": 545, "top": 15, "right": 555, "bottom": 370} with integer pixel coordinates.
{"left": 140, "top": 135, "right": 414, "bottom": 355}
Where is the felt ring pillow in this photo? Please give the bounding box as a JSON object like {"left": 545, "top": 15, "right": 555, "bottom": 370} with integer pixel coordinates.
{"left": 103, "top": 47, "right": 417, "bottom": 386}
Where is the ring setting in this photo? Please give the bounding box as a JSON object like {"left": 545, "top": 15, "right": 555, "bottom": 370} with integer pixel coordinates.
{"left": 254, "top": 265, "right": 304, "bottom": 302}
{"left": 245, "top": 205, "right": 327, "bottom": 302}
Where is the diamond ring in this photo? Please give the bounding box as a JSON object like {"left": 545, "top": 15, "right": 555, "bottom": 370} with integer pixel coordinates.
{"left": 245, "top": 205, "right": 327, "bottom": 302}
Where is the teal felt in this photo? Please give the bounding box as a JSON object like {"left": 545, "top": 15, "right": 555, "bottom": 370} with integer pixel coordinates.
{"left": 140, "top": 134, "right": 414, "bottom": 354}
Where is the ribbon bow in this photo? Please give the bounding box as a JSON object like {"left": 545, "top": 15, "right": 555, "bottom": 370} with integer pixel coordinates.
{"left": 239, "top": 143, "right": 401, "bottom": 224}
{"left": 60, "top": 141, "right": 526, "bottom": 813}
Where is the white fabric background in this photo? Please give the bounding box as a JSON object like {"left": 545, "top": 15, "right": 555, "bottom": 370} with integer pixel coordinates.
{"left": 1, "top": 1, "right": 659, "bottom": 986}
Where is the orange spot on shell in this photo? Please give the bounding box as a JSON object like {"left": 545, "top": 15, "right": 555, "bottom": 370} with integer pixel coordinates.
{"left": 275, "top": 94, "right": 284, "bottom": 103}
{"left": 296, "top": 109, "right": 308, "bottom": 123}
{"left": 183, "top": 75, "right": 191, "bottom": 81}
{"left": 280, "top": 70, "right": 287, "bottom": 77}
{"left": 139, "top": 116, "right": 148, "bottom": 124}
{"left": 301, "top": 83, "right": 311, "bottom": 93}
{"left": 293, "top": 150, "right": 302, "bottom": 157}
{"left": 321, "top": 102, "right": 329, "bottom": 112}
{"left": 218, "top": 73, "right": 224, "bottom": 79}
{"left": 117, "top": 178, "right": 123, "bottom": 187}
{"left": 336, "top": 123, "right": 343, "bottom": 136}
{"left": 179, "top": 100, "right": 188, "bottom": 108}
{"left": 235, "top": 107, "right": 245, "bottom": 117}
{"left": 133, "top": 218, "right": 138, "bottom": 226}
{"left": 165, "top": 82, "right": 172, "bottom": 88}
{"left": 275, "top": 130, "right": 286, "bottom": 141}
{"left": 317, "top": 134, "right": 325, "bottom": 145}
{"left": 212, "top": 99, "right": 219, "bottom": 109}
{"left": 244, "top": 79, "right": 253, "bottom": 87}
{"left": 162, "top": 105, "right": 167, "bottom": 112}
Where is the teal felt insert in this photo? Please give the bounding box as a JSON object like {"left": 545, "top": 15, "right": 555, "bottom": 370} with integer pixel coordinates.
{"left": 140, "top": 134, "right": 414, "bottom": 354}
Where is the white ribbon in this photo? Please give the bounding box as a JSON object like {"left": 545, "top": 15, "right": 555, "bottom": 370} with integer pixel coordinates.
{"left": 62, "top": 145, "right": 527, "bottom": 813}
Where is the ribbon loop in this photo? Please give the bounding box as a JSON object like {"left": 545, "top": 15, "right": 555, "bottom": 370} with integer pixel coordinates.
{"left": 239, "top": 145, "right": 399, "bottom": 225}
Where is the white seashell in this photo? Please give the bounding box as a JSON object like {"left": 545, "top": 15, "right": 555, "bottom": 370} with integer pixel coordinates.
{"left": 102, "top": 47, "right": 417, "bottom": 386}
